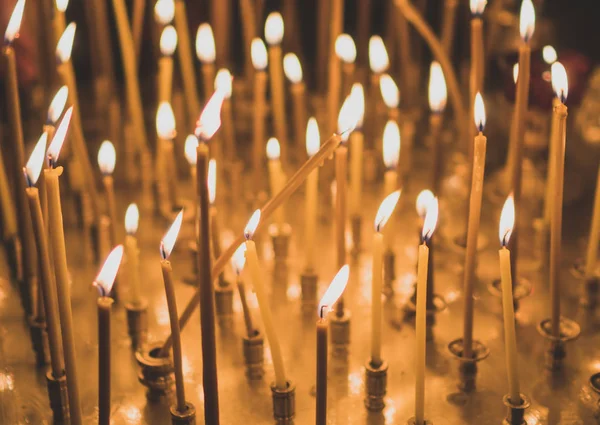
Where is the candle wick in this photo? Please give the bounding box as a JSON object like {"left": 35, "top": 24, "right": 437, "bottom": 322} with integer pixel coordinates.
{"left": 319, "top": 305, "right": 328, "bottom": 319}
{"left": 94, "top": 281, "right": 107, "bottom": 297}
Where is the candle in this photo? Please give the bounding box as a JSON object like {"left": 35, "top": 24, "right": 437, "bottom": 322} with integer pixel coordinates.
{"left": 244, "top": 210, "right": 287, "bottom": 389}
{"left": 428, "top": 61, "right": 448, "bottom": 193}
{"left": 232, "top": 245, "right": 256, "bottom": 337}
{"left": 304, "top": 118, "right": 321, "bottom": 272}
{"left": 214, "top": 69, "right": 235, "bottom": 161}
{"left": 379, "top": 74, "right": 400, "bottom": 123}
{"left": 348, "top": 84, "right": 365, "bottom": 217}
{"left": 93, "top": 245, "right": 124, "bottom": 425}
{"left": 371, "top": 191, "right": 401, "bottom": 366}
{"left": 335, "top": 34, "right": 357, "bottom": 98}
{"left": 238, "top": 0, "right": 257, "bottom": 78}
{"left": 543, "top": 96, "right": 561, "bottom": 226}
{"left": 316, "top": 265, "right": 350, "bottom": 425}
{"left": 283, "top": 53, "right": 307, "bottom": 152}
{"left": 468, "top": 0, "right": 486, "bottom": 154}
{"left": 498, "top": 195, "right": 521, "bottom": 404}
{"left": 207, "top": 160, "right": 224, "bottom": 285}
{"left": 326, "top": 0, "right": 343, "bottom": 134}
{"left": 196, "top": 23, "right": 217, "bottom": 100}
{"left": 156, "top": 102, "right": 178, "bottom": 212}
{"left": 368, "top": 36, "right": 389, "bottom": 140}
{"left": 185, "top": 134, "right": 199, "bottom": 192}
{"left": 267, "top": 138, "right": 286, "bottom": 226}
{"left": 124, "top": 204, "right": 141, "bottom": 305}
{"left": 251, "top": 38, "right": 268, "bottom": 189}
{"left": 549, "top": 62, "right": 568, "bottom": 338}
{"left": 382, "top": 121, "right": 401, "bottom": 250}
{"left": 440, "top": 0, "right": 458, "bottom": 54}
{"left": 158, "top": 25, "right": 177, "bottom": 103}
{"left": 585, "top": 167, "right": 600, "bottom": 278}
{"left": 462, "top": 93, "right": 487, "bottom": 359}
{"left": 53, "top": 0, "right": 68, "bottom": 43}
{"left": 98, "top": 141, "right": 119, "bottom": 249}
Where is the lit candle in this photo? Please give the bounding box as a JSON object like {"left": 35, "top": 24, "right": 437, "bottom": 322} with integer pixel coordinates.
{"left": 335, "top": 34, "right": 357, "bottom": 97}
{"left": 382, "top": 121, "right": 401, "bottom": 250}
{"left": 232, "top": 244, "right": 256, "bottom": 337}
{"left": 371, "top": 191, "right": 401, "bottom": 366}
{"left": 368, "top": 36, "right": 389, "bottom": 139}
{"left": 207, "top": 160, "right": 223, "bottom": 284}
{"left": 158, "top": 25, "right": 177, "bottom": 103}
{"left": 498, "top": 194, "right": 521, "bottom": 405}
{"left": 585, "top": 168, "right": 600, "bottom": 279}
{"left": 98, "top": 141, "right": 119, "bottom": 250}
{"left": 196, "top": 23, "right": 217, "bottom": 100}
{"left": 185, "top": 134, "right": 198, "bottom": 192}
{"left": 326, "top": 0, "right": 344, "bottom": 134}
{"left": 428, "top": 61, "right": 448, "bottom": 193}
{"left": 156, "top": 102, "right": 178, "bottom": 213}
{"left": 244, "top": 210, "right": 287, "bottom": 389}
{"left": 304, "top": 118, "right": 321, "bottom": 272}
{"left": 284, "top": 53, "right": 307, "bottom": 152}
{"left": 440, "top": 0, "right": 458, "bottom": 54}
{"left": 462, "top": 93, "right": 487, "bottom": 359}
{"left": 415, "top": 197, "right": 439, "bottom": 425}
{"left": 124, "top": 204, "right": 141, "bottom": 305}
{"left": 267, "top": 138, "right": 286, "bottom": 226}
{"left": 214, "top": 69, "right": 235, "bottom": 161}
{"left": 379, "top": 73, "right": 400, "bottom": 123}
{"left": 316, "top": 265, "right": 350, "bottom": 425}
{"left": 251, "top": 38, "right": 268, "bottom": 188}
{"left": 349, "top": 84, "right": 365, "bottom": 218}
{"left": 468, "top": 0, "right": 486, "bottom": 154}
{"left": 94, "top": 245, "right": 124, "bottom": 425}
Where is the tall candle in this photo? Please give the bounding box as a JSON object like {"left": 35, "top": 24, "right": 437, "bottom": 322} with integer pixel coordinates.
{"left": 585, "top": 167, "right": 600, "bottom": 278}
{"left": 326, "top": 0, "right": 343, "bottom": 134}
{"left": 382, "top": 121, "right": 401, "bottom": 250}
{"left": 158, "top": 25, "right": 177, "bottom": 103}
{"left": 305, "top": 118, "right": 321, "bottom": 272}
{"left": 53, "top": 0, "right": 68, "bottom": 43}
{"left": 214, "top": 69, "right": 235, "bottom": 160}
{"left": 0, "top": 149, "right": 17, "bottom": 241}
{"left": 543, "top": 97, "right": 561, "bottom": 226}
{"left": 238, "top": 0, "right": 257, "bottom": 78}
{"left": 368, "top": 36, "right": 389, "bottom": 139}
{"left": 244, "top": 210, "right": 287, "bottom": 389}
{"left": 468, "top": 0, "right": 486, "bottom": 162}
{"left": 251, "top": 39, "right": 268, "bottom": 189}
{"left": 124, "top": 204, "right": 141, "bottom": 305}
{"left": 440, "top": 0, "right": 458, "bottom": 54}
{"left": 232, "top": 245, "right": 256, "bottom": 337}
{"left": 196, "top": 23, "right": 217, "bottom": 100}
{"left": 348, "top": 84, "right": 365, "bottom": 217}
{"left": 428, "top": 62, "right": 448, "bottom": 193}
{"left": 156, "top": 102, "right": 178, "bottom": 212}
{"left": 98, "top": 141, "right": 119, "bottom": 248}
{"left": 267, "top": 138, "right": 286, "bottom": 226}
{"left": 335, "top": 34, "right": 357, "bottom": 98}
{"left": 283, "top": 53, "right": 307, "bottom": 152}
{"left": 207, "top": 160, "right": 224, "bottom": 286}
{"left": 462, "top": 93, "right": 487, "bottom": 359}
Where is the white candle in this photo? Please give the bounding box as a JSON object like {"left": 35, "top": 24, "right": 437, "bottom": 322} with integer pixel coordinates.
{"left": 124, "top": 204, "right": 141, "bottom": 305}
{"left": 304, "top": 118, "right": 320, "bottom": 271}
{"left": 267, "top": 138, "right": 285, "bottom": 226}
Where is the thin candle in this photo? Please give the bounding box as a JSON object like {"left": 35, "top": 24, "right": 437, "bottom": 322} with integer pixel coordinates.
{"left": 214, "top": 69, "right": 235, "bottom": 160}
{"left": 585, "top": 167, "right": 600, "bottom": 279}
{"left": 251, "top": 38, "right": 268, "bottom": 188}
{"left": 335, "top": 34, "right": 357, "bottom": 97}
{"left": 158, "top": 25, "right": 177, "bottom": 103}
{"left": 284, "top": 53, "right": 307, "bottom": 152}
{"left": 349, "top": 84, "right": 365, "bottom": 218}
{"left": 326, "top": 0, "right": 343, "bottom": 135}
{"left": 53, "top": 0, "right": 68, "bottom": 43}
{"left": 196, "top": 23, "right": 217, "bottom": 100}
{"left": 98, "top": 141, "right": 119, "bottom": 249}
{"left": 232, "top": 245, "right": 256, "bottom": 337}
{"left": 368, "top": 36, "right": 390, "bottom": 134}
{"left": 124, "top": 204, "right": 141, "bottom": 305}
{"left": 267, "top": 138, "right": 286, "bottom": 226}
{"left": 468, "top": 0, "right": 486, "bottom": 160}
{"left": 382, "top": 121, "right": 401, "bottom": 251}
{"left": 304, "top": 118, "right": 321, "bottom": 272}
{"left": 379, "top": 73, "right": 400, "bottom": 123}
{"left": 208, "top": 160, "right": 224, "bottom": 286}
{"left": 428, "top": 62, "right": 448, "bottom": 193}
{"left": 156, "top": 102, "right": 178, "bottom": 213}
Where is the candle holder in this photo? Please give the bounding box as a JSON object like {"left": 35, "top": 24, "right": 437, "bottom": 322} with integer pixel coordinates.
{"left": 125, "top": 301, "right": 148, "bottom": 350}
{"left": 28, "top": 316, "right": 49, "bottom": 366}
{"left": 447, "top": 338, "right": 490, "bottom": 392}
{"left": 406, "top": 417, "right": 433, "bottom": 425}
{"left": 269, "top": 223, "right": 292, "bottom": 265}
{"left": 271, "top": 380, "right": 295, "bottom": 424}
{"left": 502, "top": 393, "right": 531, "bottom": 425}
{"left": 351, "top": 215, "right": 362, "bottom": 255}
{"left": 537, "top": 317, "right": 580, "bottom": 371}
{"left": 45, "top": 371, "right": 69, "bottom": 423}
{"left": 135, "top": 341, "right": 175, "bottom": 400}
{"left": 329, "top": 309, "right": 351, "bottom": 356}
{"left": 170, "top": 402, "right": 196, "bottom": 425}
{"left": 364, "top": 360, "right": 388, "bottom": 412}
{"left": 243, "top": 331, "right": 265, "bottom": 379}
{"left": 383, "top": 250, "right": 395, "bottom": 297}
{"left": 300, "top": 271, "right": 318, "bottom": 314}
{"left": 215, "top": 282, "right": 234, "bottom": 325}
{"left": 488, "top": 278, "right": 532, "bottom": 311}
{"left": 448, "top": 231, "right": 489, "bottom": 254}
{"left": 570, "top": 260, "right": 599, "bottom": 308}
{"left": 589, "top": 372, "right": 600, "bottom": 410}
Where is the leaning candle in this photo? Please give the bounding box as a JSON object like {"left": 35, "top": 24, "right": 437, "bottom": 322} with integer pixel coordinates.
{"left": 196, "top": 23, "right": 217, "bottom": 100}
{"left": 158, "top": 25, "right": 177, "bottom": 103}
{"left": 585, "top": 167, "right": 600, "bottom": 279}
{"left": 244, "top": 210, "right": 287, "bottom": 389}
{"left": 316, "top": 265, "right": 350, "bottom": 425}
{"left": 428, "top": 61, "right": 448, "bottom": 193}
{"left": 251, "top": 38, "right": 268, "bottom": 188}
{"left": 94, "top": 245, "right": 124, "bottom": 425}
{"left": 214, "top": 69, "right": 235, "bottom": 160}
{"left": 335, "top": 34, "right": 357, "bottom": 98}
{"left": 124, "top": 204, "right": 141, "bottom": 305}
{"left": 382, "top": 121, "right": 401, "bottom": 250}
{"left": 498, "top": 194, "right": 521, "bottom": 405}
{"left": 98, "top": 141, "right": 119, "bottom": 248}
{"left": 283, "top": 53, "right": 307, "bottom": 151}
{"left": 349, "top": 83, "right": 365, "bottom": 218}
{"left": 304, "top": 118, "right": 321, "bottom": 272}
{"left": 267, "top": 138, "right": 286, "bottom": 226}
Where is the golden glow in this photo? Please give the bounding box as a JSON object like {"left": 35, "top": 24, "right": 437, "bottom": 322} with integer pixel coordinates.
{"left": 335, "top": 34, "right": 356, "bottom": 64}
{"left": 47, "top": 106, "right": 73, "bottom": 163}
{"left": 47, "top": 86, "right": 69, "bottom": 124}
{"left": 124, "top": 203, "right": 139, "bottom": 235}
{"left": 184, "top": 135, "right": 198, "bottom": 165}
{"left": 266, "top": 138, "right": 281, "bottom": 160}
{"left": 428, "top": 61, "right": 447, "bottom": 113}
{"left": 195, "top": 90, "right": 225, "bottom": 140}
{"left": 55, "top": 0, "right": 69, "bottom": 13}
{"left": 382, "top": 121, "right": 400, "bottom": 169}
{"left": 470, "top": 0, "right": 486, "bottom": 16}
{"left": 214, "top": 68, "right": 233, "bottom": 99}
{"left": 416, "top": 189, "right": 435, "bottom": 218}
{"left": 337, "top": 91, "right": 361, "bottom": 141}
{"left": 160, "top": 210, "right": 184, "bottom": 259}
{"left": 94, "top": 245, "right": 124, "bottom": 296}
{"left": 283, "top": 53, "right": 303, "bottom": 84}
{"left": 56, "top": 22, "right": 77, "bottom": 64}
{"left": 264, "top": 12, "right": 284, "bottom": 45}
{"left": 97, "top": 140, "right": 116, "bottom": 175}
{"left": 519, "top": 0, "right": 535, "bottom": 42}
{"left": 25, "top": 133, "right": 48, "bottom": 187}
{"left": 318, "top": 265, "right": 349, "bottom": 318}
{"left": 208, "top": 159, "right": 217, "bottom": 204}
{"left": 551, "top": 61, "right": 568, "bottom": 103}
{"left": 499, "top": 194, "right": 515, "bottom": 246}
{"left": 513, "top": 63, "right": 519, "bottom": 84}
{"left": 374, "top": 190, "right": 401, "bottom": 232}
{"left": 422, "top": 197, "right": 439, "bottom": 241}
{"left": 160, "top": 25, "right": 177, "bottom": 56}
{"left": 154, "top": 0, "right": 175, "bottom": 25}
{"left": 351, "top": 83, "right": 365, "bottom": 129}
{"left": 379, "top": 74, "right": 400, "bottom": 109}
{"left": 156, "top": 102, "right": 176, "bottom": 140}
{"left": 474, "top": 92, "right": 486, "bottom": 132}
{"left": 543, "top": 45, "right": 557, "bottom": 64}
{"left": 4, "top": 0, "right": 25, "bottom": 44}
{"left": 195, "top": 23, "right": 216, "bottom": 63}
{"left": 251, "top": 38, "right": 268, "bottom": 70}
{"left": 231, "top": 244, "right": 247, "bottom": 275}
{"left": 368, "top": 36, "right": 389, "bottom": 74}
{"left": 244, "top": 209, "right": 261, "bottom": 240}
{"left": 305, "top": 117, "right": 320, "bottom": 157}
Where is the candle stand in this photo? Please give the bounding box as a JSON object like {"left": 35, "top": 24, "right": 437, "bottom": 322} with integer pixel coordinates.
{"left": 300, "top": 271, "right": 318, "bottom": 314}
{"left": 502, "top": 393, "right": 530, "bottom": 425}
{"left": 28, "top": 316, "right": 49, "bottom": 366}
{"left": 270, "top": 380, "right": 295, "bottom": 424}
{"left": 351, "top": 215, "right": 362, "bottom": 255}
{"left": 407, "top": 417, "right": 432, "bottom": 425}
{"left": 242, "top": 331, "right": 265, "bottom": 379}
{"left": 364, "top": 359, "right": 388, "bottom": 412}
{"left": 329, "top": 309, "right": 351, "bottom": 356}
{"left": 589, "top": 372, "right": 600, "bottom": 410}
{"left": 215, "top": 282, "right": 234, "bottom": 325}
{"left": 269, "top": 223, "right": 292, "bottom": 265}
{"left": 125, "top": 300, "right": 148, "bottom": 350}
{"left": 536, "top": 317, "right": 580, "bottom": 371}
{"left": 488, "top": 278, "right": 532, "bottom": 311}
{"left": 45, "top": 371, "right": 69, "bottom": 423}
{"left": 170, "top": 402, "right": 196, "bottom": 425}
{"left": 447, "top": 338, "right": 490, "bottom": 392}
{"left": 135, "top": 342, "right": 175, "bottom": 401}
{"left": 383, "top": 250, "right": 395, "bottom": 297}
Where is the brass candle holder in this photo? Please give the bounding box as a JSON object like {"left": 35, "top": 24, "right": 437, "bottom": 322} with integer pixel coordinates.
{"left": 502, "top": 393, "right": 530, "bottom": 425}
{"left": 135, "top": 341, "right": 175, "bottom": 401}
{"left": 351, "top": 215, "right": 362, "bottom": 255}
{"left": 28, "top": 316, "right": 49, "bottom": 366}
{"left": 271, "top": 380, "right": 295, "bottom": 424}
{"left": 488, "top": 278, "right": 532, "bottom": 311}
{"left": 125, "top": 300, "right": 148, "bottom": 350}
{"left": 364, "top": 359, "right": 388, "bottom": 412}
{"left": 300, "top": 271, "right": 318, "bottom": 314}
{"left": 407, "top": 418, "right": 432, "bottom": 425}
{"left": 329, "top": 309, "right": 351, "bottom": 356}
{"left": 537, "top": 317, "right": 580, "bottom": 371}
{"left": 170, "top": 402, "right": 196, "bottom": 425}
{"left": 447, "top": 338, "right": 490, "bottom": 392}
{"left": 242, "top": 331, "right": 265, "bottom": 379}
{"left": 46, "top": 371, "right": 69, "bottom": 423}
{"left": 588, "top": 372, "right": 600, "bottom": 410}
{"left": 214, "top": 281, "right": 234, "bottom": 326}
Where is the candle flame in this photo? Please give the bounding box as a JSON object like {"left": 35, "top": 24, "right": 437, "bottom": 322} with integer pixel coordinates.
{"left": 473, "top": 92, "right": 486, "bottom": 132}
{"left": 156, "top": 102, "right": 176, "bottom": 140}
{"left": 160, "top": 209, "right": 184, "bottom": 259}
{"left": 305, "top": 117, "right": 320, "bottom": 157}
{"left": 56, "top": 22, "right": 77, "bottom": 64}
{"left": 551, "top": 61, "right": 568, "bottom": 103}
{"left": 231, "top": 244, "right": 247, "bottom": 275}
{"left": 154, "top": 0, "right": 175, "bottom": 25}
{"left": 4, "top": 0, "right": 25, "bottom": 44}
{"left": 513, "top": 63, "right": 519, "bottom": 84}
{"left": 208, "top": 159, "right": 217, "bottom": 204}
{"left": 264, "top": 12, "right": 284, "bottom": 45}
{"left": 47, "top": 86, "right": 69, "bottom": 125}
{"left": 124, "top": 203, "right": 139, "bottom": 235}
{"left": 382, "top": 121, "right": 400, "bottom": 169}
{"left": 251, "top": 38, "right": 268, "bottom": 70}
{"left": 55, "top": 0, "right": 69, "bottom": 13}
{"left": 519, "top": 0, "right": 535, "bottom": 42}
{"left": 337, "top": 91, "right": 361, "bottom": 141}
{"left": 499, "top": 194, "right": 515, "bottom": 246}
{"left": 195, "top": 89, "right": 225, "bottom": 141}
{"left": 24, "top": 133, "right": 48, "bottom": 187}
{"left": 47, "top": 106, "right": 73, "bottom": 164}
{"left": 422, "top": 197, "right": 439, "bottom": 242}
{"left": 469, "top": 0, "right": 486, "bottom": 16}
{"left": 543, "top": 45, "right": 557, "bottom": 64}
{"left": 318, "top": 265, "right": 349, "bottom": 318}
{"left": 97, "top": 140, "right": 116, "bottom": 175}
{"left": 184, "top": 135, "right": 198, "bottom": 165}
{"left": 368, "top": 36, "right": 389, "bottom": 74}
{"left": 335, "top": 34, "right": 356, "bottom": 64}
{"left": 214, "top": 68, "right": 233, "bottom": 99}
{"left": 195, "top": 23, "right": 216, "bottom": 63}
{"left": 428, "top": 61, "right": 447, "bottom": 113}
{"left": 416, "top": 189, "right": 435, "bottom": 219}
{"left": 283, "top": 53, "right": 303, "bottom": 84}
{"left": 266, "top": 137, "right": 280, "bottom": 160}
{"left": 379, "top": 74, "right": 400, "bottom": 109}
{"left": 160, "top": 25, "right": 177, "bottom": 56}
{"left": 244, "top": 209, "right": 261, "bottom": 240}
{"left": 94, "top": 245, "right": 124, "bottom": 297}
{"left": 374, "top": 190, "right": 401, "bottom": 232}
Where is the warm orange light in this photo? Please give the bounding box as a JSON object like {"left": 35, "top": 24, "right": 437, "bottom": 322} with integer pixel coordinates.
{"left": 543, "top": 45, "right": 557, "bottom": 64}
{"left": 94, "top": 245, "right": 124, "bottom": 296}
{"left": 337, "top": 91, "right": 361, "bottom": 141}
{"left": 160, "top": 25, "right": 177, "bottom": 56}
{"left": 519, "top": 0, "right": 535, "bottom": 42}
{"left": 368, "top": 36, "right": 389, "bottom": 74}
{"left": 195, "top": 23, "right": 216, "bottom": 63}
{"left": 154, "top": 0, "right": 174, "bottom": 25}
{"left": 214, "top": 68, "right": 233, "bottom": 99}
{"left": 56, "top": 22, "right": 77, "bottom": 64}
{"left": 125, "top": 203, "right": 139, "bottom": 235}
{"left": 231, "top": 244, "right": 247, "bottom": 275}
{"left": 473, "top": 92, "right": 486, "bottom": 132}
{"left": 25, "top": 133, "right": 48, "bottom": 187}
{"left": 379, "top": 74, "right": 400, "bottom": 109}
{"left": 551, "top": 61, "right": 568, "bottom": 103}
{"left": 335, "top": 34, "right": 356, "bottom": 64}
{"left": 305, "top": 117, "right": 320, "bottom": 157}
{"left": 318, "top": 265, "right": 349, "bottom": 318}
{"left": 499, "top": 194, "right": 515, "bottom": 246}
{"left": 264, "top": 12, "right": 284, "bottom": 46}
{"left": 160, "top": 209, "right": 184, "bottom": 259}
{"left": 208, "top": 159, "right": 217, "bottom": 204}
{"left": 97, "top": 140, "right": 116, "bottom": 175}
{"left": 374, "top": 190, "right": 401, "bottom": 232}
{"left": 47, "top": 106, "right": 73, "bottom": 164}
{"left": 195, "top": 90, "right": 225, "bottom": 141}
{"left": 184, "top": 135, "right": 198, "bottom": 165}
{"left": 283, "top": 53, "right": 303, "bottom": 84}
{"left": 470, "top": 0, "right": 486, "bottom": 16}
{"left": 513, "top": 63, "right": 519, "bottom": 84}
{"left": 48, "top": 86, "right": 69, "bottom": 125}
{"left": 428, "top": 61, "right": 447, "bottom": 113}
{"left": 156, "top": 102, "right": 176, "bottom": 140}
{"left": 422, "top": 197, "right": 439, "bottom": 242}
{"left": 56, "top": 0, "right": 69, "bottom": 13}
{"left": 244, "top": 209, "right": 261, "bottom": 240}
{"left": 266, "top": 138, "right": 281, "bottom": 160}
{"left": 251, "top": 38, "right": 268, "bottom": 71}
{"left": 4, "top": 0, "right": 25, "bottom": 44}
{"left": 382, "top": 121, "right": 400, "bottom": 169}
{"left": 351, "top": 83, "right": 365, "bottom": 129}
{"left": 416, "top": 189, "right": 435, "bottom": 218}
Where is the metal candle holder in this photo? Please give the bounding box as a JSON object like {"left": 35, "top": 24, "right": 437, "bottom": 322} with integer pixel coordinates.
{"left": 502, "top": 393, "right": 530, "bottom": 425}
{"left": 588, "top": 372, "right": 600, "bottom": 410}
{"left": 269, "top": 223, "right": 292, "bottom": 265}
{"left": 135, "top": 341, "right": 175, "bottom": 401}
{"left": 571, "top": 260, "right": 599, "bottom": 308}
{"left": 351, "top": 215, "right": 362, "bottom": 255}
{"left": 329, "top": 309, "right": 351, "bottom": 356}
{"left": 28, "top": 316, "right": 49, "bottom": 366}
{"left": 300, "top": 272, "right": 318, "bottom": 314}
{"left": 271, "top": 380, "right": 295, "bottom": 424}
{"left": 242, "top": 331, "right": 265, "bottom": 379}
{"left": 214, "top": 282, "right": 234, "bottom": 326}
{"left": 407, "top": 417, "right": 432, "bottom": 425}
{"left": 383, "top": 250, "right": 395, "bottom": 297}
{"left": 364, "top": 360, "right": 388, "bottom": 412}
{"left": 46, "top": 371, "right": 69, "bottom": 423}
{"left": 447, "top": 338, "right": 490, "bottom": 392}
{"left": 125, "top": 301, "right": 148, "bottom": 350}
{"left": 170, "top": 402, "right": 196, "bottom": 425}
{"left": 488, "top": 278, "right": 532, "bottom": 311}
{"left": 537, "top": 317, "right": 580, "bottom": 371}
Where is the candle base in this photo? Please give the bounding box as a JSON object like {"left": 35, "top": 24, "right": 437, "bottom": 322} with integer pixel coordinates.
{"left": 383, "top": 250, "right": 396, "bottom": 298}
{"left": 406, "top": 417, "right": 433, "bottom": 425}
{"left": 351, "top": 215, "right": 362, "bottom": 255}
{"left": 300, "top": 272, "right": 318, "bottom": 314}
{"left": 125, "top": 301, "right": 148, "bottom": 351}
{"left": 364, "top": 360, "right": 388, "bottom": 412}
{"left": 46, "top": 371, "right": 69, "bottom": 423}
{"left": 135, "top": 341, "right": 175, "bottom": 401}
{"left": 215, "top": 282, "right": 234, "bottom": 326}
{"left": 589, "top": 372, "right": 600, "bottom": 410}
{"left": 447, "top": 338, "right": 490, "bottom": 392}
{"left": 537, "top": 317, "right": 580, "bottom": 371}
{"left": 269, "top": 223, "right": 292, "bottom": 265}
{"left": 243, "top": 331, "right": 265, "bottom": 379}
{"left": 448, "top": 231, "right": 488, "bottom": 254}
{"left": 570, "top": 261, "right": 599, "bottom": 308}
{"left": 170, "top": 401, "right": 196, "bottom": 425}
{"left": 28, "top": 316, "right": 49, "bottom": 366}
{"left": 329, "top": 309, "right": 351, "bottom": 356}
{"left": 271, "top": 380, "right": 295, "bottom": 424}
{"left": 502, "top": 393, "right": 531, "bottom": 425}
{"left": 488, "top": 278, "right": 532, "bottom": 312}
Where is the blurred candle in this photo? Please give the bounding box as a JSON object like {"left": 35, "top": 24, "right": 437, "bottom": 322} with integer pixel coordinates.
{"left": 232, "top": 245, "right": 255, "bottom": 337}
{"left": 379, "top": 74, "right": 400, "bottom": 123}
{"left": 251, "top": 38, "right": 268, "bottom": 188}
{"left": 335, "top": 34, "right": 357, "bottom": 98}
{"left": 368, "top": 36, "right": 389, "bottom": 138}
{"left": 304, "top": 118, "right": 321, "bottom": 271}
{"left": 158, "top": 25, "right": 177, "bottom": 103}
{"left": 349, "top": 84, "right": 365, "bottom": 218}
{"left": 326, "top": 0, "right": 344, "bottom": 135}
{"left": 284, "top": 53, "right": 307, "bottom": 151}
{"left": 124, "top": 204, "right": 141, "bottom": 305}
{"left": 382, "top": 121, "right": 401, "bottom": 251}
{"left": 98, "top": 141, "right": 119, "bottom": 249}
{"left": 267, "top": 138, "right": 286, "bottom": 226}
{"left": 196, "top": 23, "right": 217, "bottom": 100}
{"left": 585, "top": 168, "right": 600, "bottom": 279}
{"left": 468, "top": 0, "right": 486, "bottom": 157}
{"left": 156, "top": 102, "right": 178, "bottom": 212}
{"left": 428, "top": 62, "right": 448, "bottom": 193}
{"left": 214, "top": 69, "right": 235, "bottom": 160}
